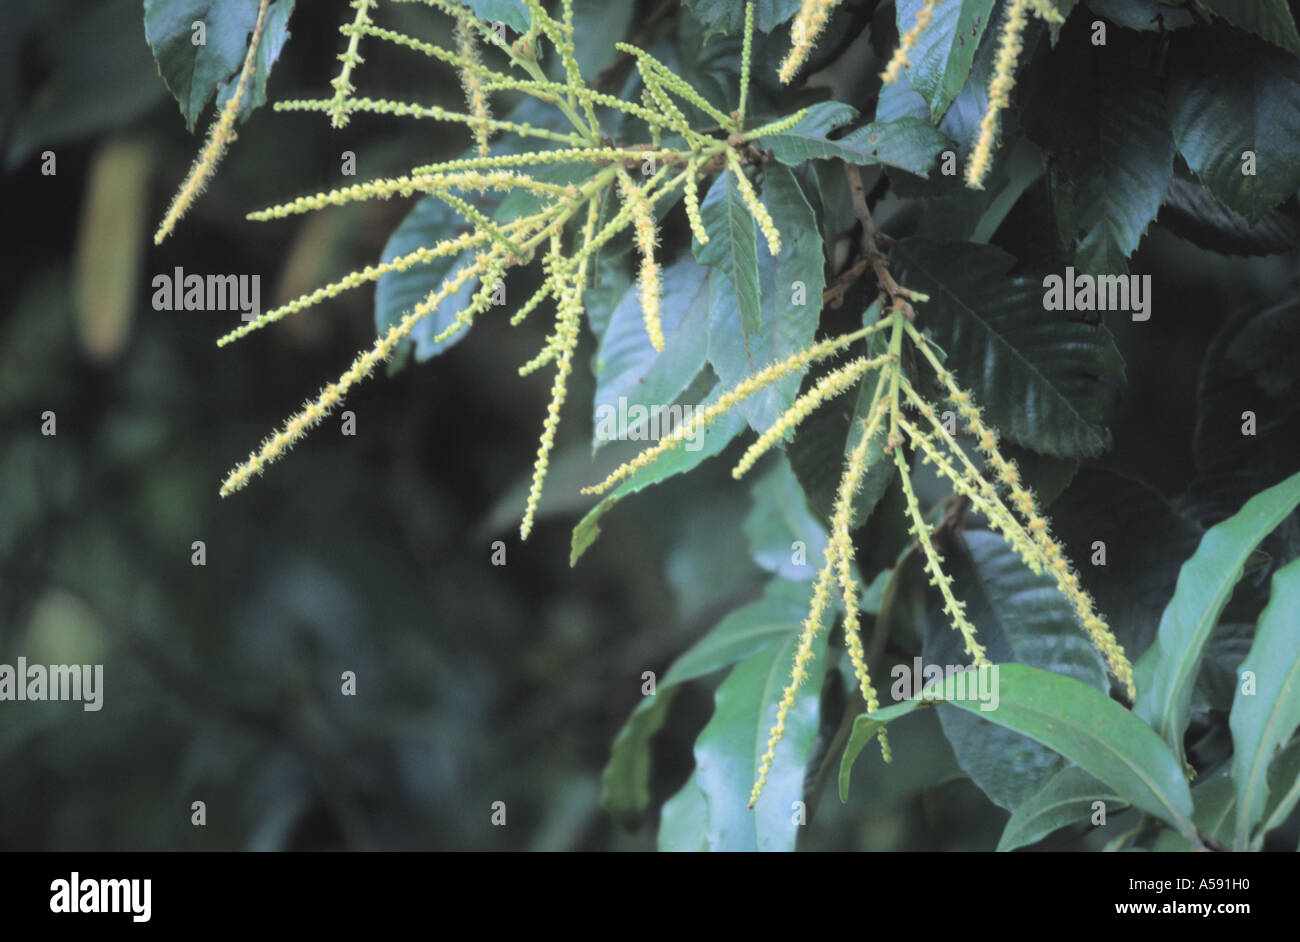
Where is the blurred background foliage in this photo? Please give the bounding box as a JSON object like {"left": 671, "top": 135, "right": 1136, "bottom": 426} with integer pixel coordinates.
{"left": 1, "top": 0, "right": 1297, "bottom": 851}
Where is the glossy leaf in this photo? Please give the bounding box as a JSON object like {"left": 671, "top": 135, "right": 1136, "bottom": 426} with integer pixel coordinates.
{"left": 892, "top": 238, "right": 1125, "bottom": 458}
{"left": 694, "top": 172, "right": 762, "bottom": 335}
{"left": 938, "top": 664, "right": 1197, "bottom": 838}
{"left": 1167, "top": 28, "right": 1300, "bottom": 224}
{"left": 997, "top": 766, "right": 1127, "bottom": 851}
{"left": 1230, "top": 557, "right": 1300, "bottom": 849}
{"left": 1135, "top": 470, "right": 1300, "bottom": 764}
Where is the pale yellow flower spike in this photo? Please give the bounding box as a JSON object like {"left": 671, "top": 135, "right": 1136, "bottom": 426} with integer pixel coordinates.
{"left": 520, "top": 202, "right": 600, "bottom": 540}
{"left": 220, "top": 254, "right": 490, "bottom": 497}
{"left": 894, "top": 442, "right": 991, "bottom": 667}
{"left": 965, "top": 0, "right": 1062, "bottom": 189}
{"left": 617, "top": 170, "right": 665, "bottom": 352}
{"left": 154, "top": 0, "right": 272, "bottom": 245}
{"left": 832, "top": 395, "right": 893, "bottom": 762}
{"left": 726, "top": 150, "right": 782, "bottom": 256}
{"left": 454, "top": 10, "right": 494, "bottom": 155}
{"left": 582, "top": 324, "right": 889, "bottom": 497}
{"left": 327, "top": 0, "right": 377, "bottom": 129}
{"left": 749, "top": 559, "right": 836, "bottom": 808}
{"left": 731, "top": 354, "right": 886, "bottom": 479}
{"left": 778, "top": 0, "right": 845, "bottom": 85}
{"left": 880, "top": 0, "right": 943, "bottom": 85}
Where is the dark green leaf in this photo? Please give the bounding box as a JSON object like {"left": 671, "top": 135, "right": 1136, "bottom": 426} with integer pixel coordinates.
{"left": 683, "top": 0, "right": 801, "bottom": 37}
{"left": 1086, "top": 0, "right": 1193, "bottom": 30}
{"left": 1167, "top": 28, "right": 1300, "bottom": 224}
{"left": 924, "top": 529, "right": 1110, "bottom": 810}
{"left": 1024, "top": 47, "right": 1174, "bottom": 275}
{"left": 1156, "top": 172, "right": 1300, "bottom": 257}
{"left": 892, "top": 238, "right": 1125, "bottom": 458}
{"left": 1051, "top": 468, "right": 1204, "bottom": 661}
{"left": 143, "top": 0, "right": 261, "bottom": 131}
{"left": 1197, "top": 0, "right": 1300, "bottom": 58}
{"left": 893, "top": 0, "right": 996, "bottom": 124}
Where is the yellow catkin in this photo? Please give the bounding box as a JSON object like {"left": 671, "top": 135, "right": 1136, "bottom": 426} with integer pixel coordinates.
{"left": 454, "top": 11, "right": 494, "bottom": 155}
{"left": 327, "top": 0, "right": 376, "bottom": 129}
{"left": 683, "top": 156, "right": 709, "bottom": 245}
{"left": 246, "top": 170, "right": 575, "bottom": 220}
{"left": 732, "top": 355, "right": 886, "bottom": 479}
{"left": 727, "top": 150, "right": 782, "bottom": 256}
{"left": 880, "top": 0, "right": 943, "bottom": 85}
{"left": 219, "top": 254, "right": 490, "bottom": 496}
{"left": 966, "top": 0, "right": 1031, "bottom": 189}
{"left": 154, "top": 0, "right": 271, "bottom": 244}
{"left": 749, "top": 560, "right": 836, "bottom": 808}
{"left": 778, "top": 0, "right": 845, "bottom": 84}
{"left": 582, "top": 326, "right": 883, "bottom": 496}
{"left": 617, "top": 170, "right": 664, "bottom": 352}
{"left": 894, "top": 443, "right": 991, "bottom": 666}
{"left": 832, "top": 397, "right": 892, "bottom": 760}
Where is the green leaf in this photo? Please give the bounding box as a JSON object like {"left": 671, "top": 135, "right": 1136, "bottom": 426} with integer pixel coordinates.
{"left": 1191, "top": 764, "right": 1238, "bottom": 847}
{"left": 570, "top": 389, "right": 746, "bottom": 565}
{"left": 143, "top": 0, "right": 262, "bottom": 132}
{"left": 763, "top": 107, "right": 950, "bottom": 177}
{"left": 601, "top": 687, "right": 679, "bottom": 828}
{"left": 936, "top": 664, "right": 1197, "bottom": 838}
{"left": 1024, "top": 49, "right": 1174, "bottom": 275}
{"left": 894, "top": 0, "right": 996, "bottom": 124}
{"left": 925, "top": 529, "right": 1110, "bottom": 811}
{"left": 1156, "top": 173, "right": 1300, "bottom": 257}
{"left": 695, "top": 172, "right": 762, "bottom": 335}
{"left": 837, "top": 699, "right": 927, "bottom": 802}
{"left": 5, "top": 0, "right": 167, "bottom": 170}
{"left": 742, "top": 456, "right": 829, "bottom": 582}
{"left": 591, "top": 258, "right": 710, "bottom": 452}
{"left": 693, "top": 624, "right": 828, "bottom": 851}
{"left": 1196, "top": 0, "right": 1300, "bottom": 58}
{"left": 463, "top": 0, "right": 531, "bottom": 34}
{"left": 892, "top": 238, "right": 1125, "bottom": 458}
{"left": 1050, "top": 468, "right": 1204, "bottom": 660}
{"left": 1135, "top": 470, "right": 1300, "bottom": 765}
{"left": 1257, "top": 737, "right": 1300, "bottom": 844}
{"left": 1087, "top": 0, "right": 1193, "bottom": 30}
{"left": 1230, "top": 557, "right": 1300, "bottom": 849}
{"left": 214, "top": 0, "right": 294, "bottom": 123}
{"left": 373, "top": 196, "right": 479, "bottom": 363}
{"left": 683, "top": 0, "right": 801, "bottom": 37}
{"left": 706, "top": 163, "right": 825, "bottom": 433}
{"left": 1167, "top": 28, "right": 1300, "bottom": 224}
{"left": 657, "top": 770, "right": 711, "bottom": 850}
{"left": 602, "top": 578, "right": 816, "bottom": 826}
{"left": 997, "top": 766, "right": 1127, "bottom": 851}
